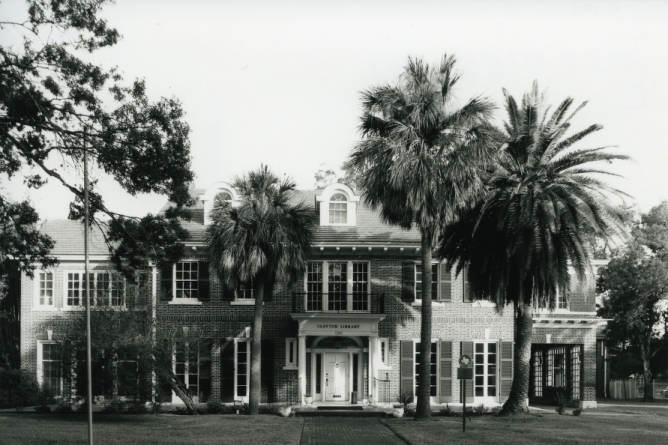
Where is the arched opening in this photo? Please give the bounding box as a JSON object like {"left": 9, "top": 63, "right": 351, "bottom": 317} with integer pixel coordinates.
{"left": 328, "top": 192, "right": 348, "bottom": 224}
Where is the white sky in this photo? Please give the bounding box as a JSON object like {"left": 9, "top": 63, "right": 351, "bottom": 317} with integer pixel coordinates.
{"left": 3, "top": 0, "right": 668, "bottom": 219}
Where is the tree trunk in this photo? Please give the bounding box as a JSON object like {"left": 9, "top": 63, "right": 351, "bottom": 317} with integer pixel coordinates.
{"left": 415, "top": 229, "right": 433, "bottom": 419}
{"left": 163, "top": 369, "right": 198, "bottom": 413}
{"left": 500, "top": 303, "right": 533, "bottom": 416}
{"left": 249, "top": 284, "right": 264, "bottom": 415}
{"left": 640, "top": 343, "right": 653, "bottom": 402}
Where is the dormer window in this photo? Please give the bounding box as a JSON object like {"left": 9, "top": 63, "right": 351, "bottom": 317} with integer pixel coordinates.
{"left": 316, "top": 183, "right": 359, "bottom": 227}
{"left": 202, "top": 182, "right": 239, "bottom": 224}
{"left": 328, "top": 193, "right": 348, "bottom": 224}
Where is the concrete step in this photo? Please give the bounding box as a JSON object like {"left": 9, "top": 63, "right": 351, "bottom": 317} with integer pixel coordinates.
{"left": 296, "top": 409, "right": 387, "bottom": 417}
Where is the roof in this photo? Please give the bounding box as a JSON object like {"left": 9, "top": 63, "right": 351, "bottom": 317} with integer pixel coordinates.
{"left": 175, "top": 189, "right": 420, "bottom": 245}
{"left": 41, "top": 188, "right": 420, "bottom": 256}
{"left": 40, "top": 219, "right": 111, "bottom": 256}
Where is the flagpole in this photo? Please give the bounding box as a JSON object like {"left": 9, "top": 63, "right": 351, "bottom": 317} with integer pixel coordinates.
{"left": 83, "top": 129, "right": 94, "bottom": 445}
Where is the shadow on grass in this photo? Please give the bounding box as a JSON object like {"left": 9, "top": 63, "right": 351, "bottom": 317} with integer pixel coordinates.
{"left": 0, "top": 412, "right": 159, "bottom": 424}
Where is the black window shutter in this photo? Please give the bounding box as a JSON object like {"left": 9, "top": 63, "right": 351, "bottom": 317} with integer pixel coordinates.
{"left": 438, "top": 262, "right": 451, "bottom": 302}
{"left": 439, "top": 340, "right": 453, "bottom": 401}
{"left": 159, "top": 263, "right": 173, "bottom": 301}
{"left": 401, "top": 262, "right": 415, "bottom": 302}
{"left": 463, "top": 267, "right": 473, "bottom": 303}
{"left": 199, "top": 261, "right": 210, "bottom": 302}
{"left": 400, "top": 341, "right": 414, "bottom": 401}
{"left": 500, "top": 341, "right": 513, "bottom": 399}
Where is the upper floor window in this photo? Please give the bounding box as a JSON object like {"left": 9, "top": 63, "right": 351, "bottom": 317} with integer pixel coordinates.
{"left": 65, "top": 271, "right": 125, "bottom": 308}
{"left": 175, "top": 261, "right": 199, "bottom": 299}
{"left": 212, "top": 191, "right": 232, "bottom": 213}
{"left": 316, "top": 183, "right": 359, "bottom": 226}
{"left": 416, "top": 263, "right": 438, "bottom": 300}
{"left": 304, "top": 260, "right": 370, "bottom": 312}
{"left": 39, "top": 272, "right": 54, "bottom": 306}
{"left": 328, "top": 193, "right": 348, "bottom": 224}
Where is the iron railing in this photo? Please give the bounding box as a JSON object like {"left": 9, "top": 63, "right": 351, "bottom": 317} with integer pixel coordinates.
{"left": 291, "top": 292, "right": 385, "bottom": 314}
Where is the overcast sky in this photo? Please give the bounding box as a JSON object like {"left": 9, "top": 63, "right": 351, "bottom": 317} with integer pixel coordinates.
{"left": 3, "top": 0, "right": 668, "bottom": 219}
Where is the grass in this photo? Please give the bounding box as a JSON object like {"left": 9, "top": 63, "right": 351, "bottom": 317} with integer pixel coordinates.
{"left": 384, "top": 406, "right": 668, "bottom": 445}
{"left": 0, "top": 412, "right": 304, "bottom": 445}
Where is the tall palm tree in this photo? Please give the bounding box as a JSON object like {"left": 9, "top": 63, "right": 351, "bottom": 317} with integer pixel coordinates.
{"left": 346, "top": 54, "right": 496, "bottom": 419}
{"left": 206, "top": 166, "right": 313, "bottom": 415}
{"left": 438, "top": 83, "right": 627, "bottom": 415}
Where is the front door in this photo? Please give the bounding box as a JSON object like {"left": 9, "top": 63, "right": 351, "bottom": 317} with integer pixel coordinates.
{"left": 324, "top": 353, "right": 349, "bottom": 401}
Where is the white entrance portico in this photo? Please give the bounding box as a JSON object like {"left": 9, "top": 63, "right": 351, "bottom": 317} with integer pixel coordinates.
{"left": 291, "top": 313, "right": 385, "bottom": 405}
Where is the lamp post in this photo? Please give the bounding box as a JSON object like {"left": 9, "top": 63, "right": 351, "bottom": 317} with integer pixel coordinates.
{"left": 458, "top": 354, "right": 472, "bottom": 433}
{"left": 83, "top": 131, "right": 94, "bottom": 445}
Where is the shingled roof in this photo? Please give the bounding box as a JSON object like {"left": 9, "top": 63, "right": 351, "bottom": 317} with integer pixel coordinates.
{"left": 41, "top": 188, "right": 420, "bottom": 256}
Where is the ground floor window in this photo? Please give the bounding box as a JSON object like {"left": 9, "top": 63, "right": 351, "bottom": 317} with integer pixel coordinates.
{"left": 474, "top": 341, "right": 497, "bottom": 398}
{"left": 235, "top": 339, "right": 250, "bottom": 399}
{"left": 39, "top": 342, "right": 62, "bottom": 396}
{"left": 530, "top": 344, "right": 583, "bottom": 404}
{"left": 415, "top": 342, "right": 437, "bottom": 397}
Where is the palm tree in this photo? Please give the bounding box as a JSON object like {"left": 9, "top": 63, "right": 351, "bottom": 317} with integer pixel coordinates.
{"left": 346, "top": 54, "right": 496, "bottom": 419}
{"left": 206, "top": 166, "right": 314, "bottom": 415}
{"left": 438, "top": 83, "right": 627, "bottom": 415}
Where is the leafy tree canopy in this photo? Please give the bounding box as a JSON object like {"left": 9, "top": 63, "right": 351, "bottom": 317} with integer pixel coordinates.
{"left": 1, "top": 0, "right": 194, "bottom": 278}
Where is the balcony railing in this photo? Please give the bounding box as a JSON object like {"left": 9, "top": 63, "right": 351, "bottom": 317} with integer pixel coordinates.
{"left": 291, "top": 292, "right": 385, "bottom": 314}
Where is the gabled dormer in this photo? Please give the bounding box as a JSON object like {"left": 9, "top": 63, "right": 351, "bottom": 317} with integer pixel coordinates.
{"left": 315, "top": 183, "right": 359, "bottom": 227}
{"left": 201, "top": 181, "right": 240, "bottom": 224}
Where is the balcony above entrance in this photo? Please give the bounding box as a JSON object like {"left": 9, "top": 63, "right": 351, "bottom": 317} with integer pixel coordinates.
{"left": 292, "top": 292, "right": 385, "bottom": 314}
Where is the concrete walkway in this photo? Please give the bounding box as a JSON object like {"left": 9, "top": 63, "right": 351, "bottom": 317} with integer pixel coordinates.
{"left": 300, "top": 417, "right": 407, "bottom": 445}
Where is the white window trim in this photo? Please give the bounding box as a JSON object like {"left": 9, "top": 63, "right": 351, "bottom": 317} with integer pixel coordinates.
{"left": 34, "top": 270, "right": 56, "bottom": 310}
{"left": 284, "top": 338, "right": 298, "bottom": 370}
{"left": 169, "top": 260, "right": 203, "bottom": 305}
{"left": 234, "top": 337, "right": 251, "bottom": 402}
{"left": 37, "top": 340, "right": 63, "bottom": 396}
{"left": 62, "top": 270, "right": 127, "bottom": 310}
{"left": 303, "top": 260, "right": 371, "bottom": 312}
{"left": 202, "top": 182, "right": 240, "bottom": 224}
{"left": 412, "top": 261, "right": 446, "bottom": 307}
{"left": 413, "top": 339, "right": 439, "bottom": 402}
{"left": 472, "top": 339, "right": 499, "bottom": 404}
{"left": 534, "top": 288, "right": 570, "bottom": 314}
{"left": 378, "top": 337, "right": 390, "bottom": 369}
{"left": 316, "top": 183, "right": 359, "bottom": 227}
{"left": 232, "top": 281, "right": 256, "bottom": 305}
{"left": 171, "top": 341, "right": 200, "bottom": 404}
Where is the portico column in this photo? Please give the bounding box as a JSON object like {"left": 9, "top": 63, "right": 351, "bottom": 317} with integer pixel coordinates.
{"left": 368, "top": 335, "right": 377, "bottom": 403}
{"left": 298, "top": 335, "right": 306, "bottom": 405}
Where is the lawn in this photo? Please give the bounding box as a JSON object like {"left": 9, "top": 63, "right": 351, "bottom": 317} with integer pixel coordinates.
{"left": 384, "top": 406, "right": 668, "bottom": 445}
{"left": 0, "top": 413, "right": 304, "bottom": 445}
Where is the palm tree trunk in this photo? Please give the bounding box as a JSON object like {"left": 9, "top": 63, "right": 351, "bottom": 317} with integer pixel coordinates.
{"left": 500, "top": 303, "right": 533, "bottom": 416}
{"left": 640, "top": 343, "right": 653, "bottom": 402}
{"left": 249, "top": 284, "right": 264, "bottom": 415}
{"left": 415, "top": 229, "right": 433, "bottom": 419}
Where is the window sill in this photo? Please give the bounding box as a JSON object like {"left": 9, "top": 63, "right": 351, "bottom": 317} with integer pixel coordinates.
{"left": 282, "top": 365, "right": 298, "bottom": 371}
{"left": 34, "top": 306, "right": 57, "bottom": 311}
{"left": 471, "top": 301, "right": 496, "bottom": 308}
{"left": 231, "top": 299, "right": 256, "bottom": 306}
{"left": 411, "top": 301, "right": 446, "bottom": 307}
{"left": 168, "top": 298, "right": 202, "bottom": 305}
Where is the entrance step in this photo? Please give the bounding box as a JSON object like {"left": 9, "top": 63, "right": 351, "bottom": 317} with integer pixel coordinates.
{"left": 317, "top": 405, "right": 363, "bottom": 411}
{"left": 295, "top": 406, "right": 389, "bottom": 417}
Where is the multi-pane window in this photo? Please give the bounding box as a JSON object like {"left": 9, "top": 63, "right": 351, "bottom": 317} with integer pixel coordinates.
{"left": 236, "top": 339, "right": 249, "bottom": 398}
{"left": 41, "top": 343, "right": 62, "bottom": 396}
{"left": 557, "top": 289, "right": 569, "bottom": 310}
{"left": 174, "top": 342, "right": 199, "bottom": 400}
{"left": 474, "top": 342, "right": 497, "bottom": 398}
{"left": 415, "top": 263, "right": 438, "bottom": 300}
{"left": 39, "top": 272, "right": 54, "bottom": 306}
{"left": 175, "top": 261, "right": 199, "bottom": 299}
{"left": 415, "top": 342, "right": 437, "bottom": 397}
{"left": 67, "top": 273, "right": 82, "bottom": 306}
{"left": 352, "top": 262, "right": 369, "bottom": 311}
{"left": 237, "top": 280, "right": 254, "bottom": 300}
{"left": 306, "top": 262, "right": 323, "bottom": 311}
{"left": 328, "top": 262, "right": 347, "bottom": 311}
{"left": 328, "top": 193, "right": 347, "bottom": 224}
{"left": 66, "top": 271, "right": 125, "bottom": 307}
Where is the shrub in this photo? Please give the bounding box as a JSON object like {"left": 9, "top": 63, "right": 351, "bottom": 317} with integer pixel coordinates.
{"left": 440, "top": 404, "right": 454, "bottom": 417}
{"left": 473, "top": 404, "right": 486, "bottom": 416}
{"left": 0, "top": 368, "right": 41, "bottom": 408}
{"left": 207, "top": 400, "right": 223, "bottom": 414}
{"left": 573, "top": 408, "right": 582, "bottom": 416}
{"left": 555, "top": 388, "right": 567, "bottom": 415}
{"left": 398, "top": 391, "right": 414, "bottom": 409}
{"left": 53, "top": 403, "right": 73, "bottom": 414}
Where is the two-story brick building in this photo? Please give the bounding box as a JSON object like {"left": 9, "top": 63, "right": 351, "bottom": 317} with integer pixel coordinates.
{"left": 20, "top": 182, "right": 603, "bottom": 409}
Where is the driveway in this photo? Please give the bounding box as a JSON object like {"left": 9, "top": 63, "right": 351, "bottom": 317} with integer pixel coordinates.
{"left": 300, "top": 417, "right": 407, "bottom": 445}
